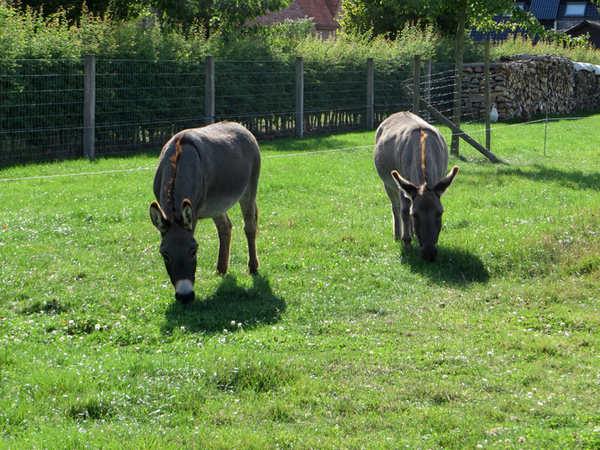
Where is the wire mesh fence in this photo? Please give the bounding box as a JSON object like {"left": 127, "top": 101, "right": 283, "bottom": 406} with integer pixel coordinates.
{"left": 214, "top": 60, "right": 296, "bottom": 137}
{"left": 95, "top": 59, "right": 207, "bottom": 158}
{"left": 304, "top": 60, "right": 368, "bottom": 132}
{"left": 0, "top": 59, "right": 85, "bottom": 164}
{"left": 0, "top": 57, "right": 461, "bottom": 166}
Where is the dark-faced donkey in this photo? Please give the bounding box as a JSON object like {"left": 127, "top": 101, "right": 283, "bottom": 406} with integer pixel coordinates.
{"left": 149, "top": 122, "right": 261, "bottom": 303}
{"left": 374, "top": 112, "right": 458, "bottom": 262}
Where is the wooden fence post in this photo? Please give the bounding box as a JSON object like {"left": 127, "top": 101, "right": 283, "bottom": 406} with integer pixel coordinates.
{"left": 366, "top": 57, "right": 374, "bottom": 129}
{"left": 485, "top": 41, "right": 491, "bottom": 151}
{"left": 83, "top": 54, "right": 95, "bottom": 160}
{"left": 412, "top": 54, "right": 421, "bottom": 115}
{"left": 205, "top": 55, "right": 215, "bottom": 125}
{"left": 295, "top": 57, "right": 304, "bottom": 139}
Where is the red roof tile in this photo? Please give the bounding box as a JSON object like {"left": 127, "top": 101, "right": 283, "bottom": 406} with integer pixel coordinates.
{"left": 297, "top": 0, "right": 340, "bottom": 29}
{"left": 254, "top": 0, "right": 342, "bottom": 33}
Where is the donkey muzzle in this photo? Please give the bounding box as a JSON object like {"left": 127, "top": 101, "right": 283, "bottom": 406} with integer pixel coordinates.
{"left": 175, "top": 279, "right": 195, "bottom": 303}
{"left": 421, "top": 246, "right": 438, "bottom": 263}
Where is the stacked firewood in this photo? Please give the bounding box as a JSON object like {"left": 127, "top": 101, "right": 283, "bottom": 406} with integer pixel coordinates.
{"left": 461, "top": 54, "right": 576, "bottom": 121}
{"left": 573, "top": 68, "right": 600, "bottom": 111}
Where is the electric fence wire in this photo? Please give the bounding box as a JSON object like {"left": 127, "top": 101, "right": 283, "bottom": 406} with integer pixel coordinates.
{"left": 2, "top": 115, "right": 599, "bottom": 183}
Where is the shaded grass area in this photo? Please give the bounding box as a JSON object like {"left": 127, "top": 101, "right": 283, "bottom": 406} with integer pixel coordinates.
{"left": 0, "top": 115, "right": 599, "bottom": 449}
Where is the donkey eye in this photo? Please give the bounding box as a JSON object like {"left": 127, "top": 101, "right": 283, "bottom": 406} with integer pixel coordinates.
{"left": 161, "top": 253, "right": 171, "bottom": 264}
{"left": 190, "top": 249, "right": 197, "bottom": 261}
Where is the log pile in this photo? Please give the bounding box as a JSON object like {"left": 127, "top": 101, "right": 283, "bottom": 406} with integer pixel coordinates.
{"left": 462, "top": 54, "right": 576, "bottom": 121}
{"left": 572, "top": 68, "right": 600, "bottom": 111}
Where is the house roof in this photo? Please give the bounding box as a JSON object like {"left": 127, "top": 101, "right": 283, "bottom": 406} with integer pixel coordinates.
{"left": 529, "top": 0, "right": 560, "bottom": 20}
{"left": 253, "top": 0, "right": 342, "bottom": 32}
{"left": 471, "top": 0, "right": 600, "bottom": 42}
{"left": 297, "top": 0, "right": 340, "bottom": 29}
{"left": 566, "top": 19, "right": 600, "bottom": 33}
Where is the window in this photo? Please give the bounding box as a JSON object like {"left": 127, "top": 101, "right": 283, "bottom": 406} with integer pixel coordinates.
{"left": 565, "top": 3, "right": 586, "bottom": 17}
{"left": 500, "top": 3, "right": 525, "bottom": 17}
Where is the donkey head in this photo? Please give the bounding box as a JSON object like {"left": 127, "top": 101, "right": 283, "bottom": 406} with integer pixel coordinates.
{"left": 149, "top": 199, "right": 198, "bottom": 303}
{"left": 391, "top": 166, "right": 459, "bottom": 262}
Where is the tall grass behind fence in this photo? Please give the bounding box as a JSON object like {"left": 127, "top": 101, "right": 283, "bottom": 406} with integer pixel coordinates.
{"left": 95, "top": 60, "right": 206, "bottom": 157}
{"left": 424, "top": 66, "right": 457, "bottom": 116}
{"left": 304, "top": 60, "right": 367, "bottom": 131}
{"left": 0, "top": 59, "right": 84, "bottom": 164}
{"left": 214, "top": 60, "right": 295, "bottom": 138}
{"left": 373, "top": 62, "right": 456, "bottom": 123}
{"left": 373, "top": 61, "right": 412, "bottom": 123}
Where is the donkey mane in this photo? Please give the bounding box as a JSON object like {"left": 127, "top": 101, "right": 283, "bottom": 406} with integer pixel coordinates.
{"left": 420, "top": 127, "right": 428, "bottom": 187}
{"left": 164, "top": 133, "right": 186, "bottom": 218}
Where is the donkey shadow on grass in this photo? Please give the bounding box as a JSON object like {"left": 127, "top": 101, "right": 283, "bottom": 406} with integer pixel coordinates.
{"left": 162, "top": 274, "right": 286, "bottom": 335}
{"left": 403, "top": 246, "right": 489, "bottom": 286}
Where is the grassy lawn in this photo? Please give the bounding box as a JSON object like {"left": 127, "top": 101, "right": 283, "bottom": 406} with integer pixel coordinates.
{"left": 1, "top": 115, "right": 599, "bottom": 449}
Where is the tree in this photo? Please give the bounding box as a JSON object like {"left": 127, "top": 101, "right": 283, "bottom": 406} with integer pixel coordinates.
{"left": 341, "top": 0, "right": 552, "bottom": 155}
{"left": 340, "top": 0, "right": 438, "bottom": 39}
{"left": 15, "top": 0, "right": 151, "bottom": 21}
{"left": 340, "top": 0, "right": 546, "bottom": 39}
{"left": 434, "top": 0, "right": 546, "bottom": 155}
{"left": 14, "top": 0, "right": 290, "bottom": 35}
{"left": 153, "top": 0, "right": 290, "bottom": 36}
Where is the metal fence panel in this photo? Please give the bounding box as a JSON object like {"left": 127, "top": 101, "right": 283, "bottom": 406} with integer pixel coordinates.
{"left": 0, "top": 59, "right": 84, "bottom": 164}
{"left": 95, "top": 59, "right": 206, "bottom": 158}
{"left": 0, "top": 58, "right": 456, "bottom": 166}
{"left": 214, "top": 60, "right": 295, "bottom": 138}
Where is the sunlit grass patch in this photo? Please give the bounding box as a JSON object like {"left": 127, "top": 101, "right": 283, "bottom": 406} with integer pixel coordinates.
{"left": 1, "top": 115, "right": 600, "bottom": 448}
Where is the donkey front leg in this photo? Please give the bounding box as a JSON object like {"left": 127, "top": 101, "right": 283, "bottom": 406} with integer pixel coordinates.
{"left": 399, "top": 193, "right": 413, "bottom": 250}
{"left": 384, "top": 184, "right": 403, "bottom": 243}
{"left": 213, "top": 213, "right": 233, "bottom": 275}
{"left": 240, "top": 199, "right": 259, "bottom": 274}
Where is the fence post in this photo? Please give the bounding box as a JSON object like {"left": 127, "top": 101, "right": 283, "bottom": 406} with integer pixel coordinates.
{"left": 412, "top": 54, "right": 421, "bottom": 116}
{"left": 485, "top": 41, "right": 491, "bottom": 151}
{"left": 424, "top": 58, "right": 431, "bottom": 122}
{"left": 205, "top": 55, "right": 215, "bottom": 125}
{"left": 295, "top": 57, "right": 304, "bottom": 139}
{"left": 366, "top": 57, "right": 374, "bottom": 129}
{"left": 83, "top": 54, "right": 95, "bottom": 160}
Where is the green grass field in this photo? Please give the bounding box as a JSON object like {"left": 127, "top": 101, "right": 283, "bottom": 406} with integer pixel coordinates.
{"left": 1, "top": 115, "right": 599, "bottom": 449}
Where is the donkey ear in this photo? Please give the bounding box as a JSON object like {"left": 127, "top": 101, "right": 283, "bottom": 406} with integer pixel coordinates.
{"left": 434, "top": 166, "right": 459, "bottom": 197}
{"left": 149, "top": 201, "right": 169, "bottom": 234}
{"left": 391, "top": 170, "right": 419, "bottom": 200}
{"left": 181, "top": 199, "right": 195, "bottom": 231}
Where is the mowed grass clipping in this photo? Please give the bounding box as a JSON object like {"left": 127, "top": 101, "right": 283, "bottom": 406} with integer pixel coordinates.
{"left": 1, "top": 115, "right": 599, "bottom": 449}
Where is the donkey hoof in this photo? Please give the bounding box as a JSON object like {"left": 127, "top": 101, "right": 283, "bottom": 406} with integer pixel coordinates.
{"left": 248, "top": 260, "right": 259, "bottom": 275}
{"left": 402, "top": 240, "right": 413, "bottom": 251}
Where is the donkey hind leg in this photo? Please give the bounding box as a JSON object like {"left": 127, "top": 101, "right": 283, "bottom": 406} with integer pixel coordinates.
{"left": 384, "top": 184, "right": 405, "bottom": 244}
{"left": 239, "top": 196, "right": 259, "bottom": 274}
{"left": 213, "top": 213, "right": 233, "bottom": 275}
